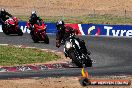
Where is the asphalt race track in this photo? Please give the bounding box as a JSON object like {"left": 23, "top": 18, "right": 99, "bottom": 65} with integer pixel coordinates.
{"left": 0, "top": 33, "right": 132, "bottom": 79}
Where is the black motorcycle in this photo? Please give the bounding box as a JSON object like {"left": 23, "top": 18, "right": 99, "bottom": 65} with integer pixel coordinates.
{"left": 63, "top": 34, "right": 92, "bottom": 68}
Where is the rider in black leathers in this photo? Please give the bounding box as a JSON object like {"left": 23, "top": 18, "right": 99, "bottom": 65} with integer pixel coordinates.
{"left": 0, "top": 8, "right": 12, "bottom": 30}
{"left": 28, "top": 11, "right": 43, "bottom": 36}
{"left": 56, "top": 20, "right": 91, "bottom": 55}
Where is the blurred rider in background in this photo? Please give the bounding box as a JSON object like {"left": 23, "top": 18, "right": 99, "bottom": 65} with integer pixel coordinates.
{"left": 0, "top": 8, "right": 12, "bottom": 30}
{"left": 28, "top": 11, "right": 43, "bottom": 35}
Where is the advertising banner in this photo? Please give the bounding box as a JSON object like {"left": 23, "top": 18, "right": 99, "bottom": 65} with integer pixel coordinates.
{"left": 45, "top": 23, "right": 57, "bottom": 33}
{"left": 0, "top": 21, "right": 132, "bottom": 37}
{"left": 81, "top": 24, "right": 132, "bottom": 37}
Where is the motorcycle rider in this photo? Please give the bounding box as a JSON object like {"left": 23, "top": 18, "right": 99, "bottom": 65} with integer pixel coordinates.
{"left": 56, "top": 20, "right": 91, "bottom": 55}
{"left": 28, "top": 11, "right": 43, "bottom": 35}
{"left": 0, "top": 8, "right": 13, "bottom": 30}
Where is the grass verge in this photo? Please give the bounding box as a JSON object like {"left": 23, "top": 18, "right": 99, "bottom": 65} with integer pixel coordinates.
{"left": 0, "top": 45, "right": 60, "bottom": 66}
{"left": 16, "top": 15, "right": 132, "bottom": 25}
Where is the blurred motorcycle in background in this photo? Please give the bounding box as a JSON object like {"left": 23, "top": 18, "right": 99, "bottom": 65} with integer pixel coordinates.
{"left": 2, "top": 16, "right": 23, "bottom": 36}
{"left": 27, "top": 20, "right": 49, "bottom": 44}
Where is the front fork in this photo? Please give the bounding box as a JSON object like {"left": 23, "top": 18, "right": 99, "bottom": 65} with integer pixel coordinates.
{"left": 64, "top": 47, "right": 74, "bottom": 58}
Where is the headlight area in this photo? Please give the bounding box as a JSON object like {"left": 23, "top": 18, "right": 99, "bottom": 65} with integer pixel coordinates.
{"left": 65, "top": 41, "right": 72, "bottom": 49}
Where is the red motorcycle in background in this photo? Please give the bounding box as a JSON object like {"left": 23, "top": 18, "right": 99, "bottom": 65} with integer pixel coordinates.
{"left": 3, "top": 17, "right": 23, "bottom": 36}
{"left": 27, "top": 20, "right": 49, "bottom": 44}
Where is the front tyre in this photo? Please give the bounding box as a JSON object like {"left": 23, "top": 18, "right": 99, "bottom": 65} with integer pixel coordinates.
{"left": 32, "top": 36, "right": 38, "bottom": 43}
{"left": 69, "top": 51, "right": 83, "bottom": 68}
{"left": 30, "top": 32, "right": 38, "bottom": 43}
{"left": 44, "top": 34, "right": 49, "bottom": 44}
{"left": 3, "top": 29, "right": 9, "bottom": 35}
{"left": 18, "top": 28, "right": 23, "bottom": 36}
{"left": 85, "top": 55, "right": 92, "bottom": 67}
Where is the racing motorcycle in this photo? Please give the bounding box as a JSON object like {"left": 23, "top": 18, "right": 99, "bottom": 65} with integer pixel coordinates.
{"left": 63, "top": 33, "right": 92, "bottom": 68}
{"left": 3, "top": 17, "right": 23, "bottom": 36}
{"left": 27, "top": 20, "right": 49, "bottom": 44}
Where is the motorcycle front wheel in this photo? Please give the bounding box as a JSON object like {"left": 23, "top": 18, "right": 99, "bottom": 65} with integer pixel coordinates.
{"left": 31, "top": 32, "right": 38, "bottom": 43}
{"left": 69, "top": 51, "right": 83, "bottom": 68}
{"left": 17, "top": 28, "right": 23, "bottom": 36}
{"left": 3, "top": 29, "right": 10, "bottom": 35}
{"left": 44, "top": 34, "right": 49, "bottom": 44}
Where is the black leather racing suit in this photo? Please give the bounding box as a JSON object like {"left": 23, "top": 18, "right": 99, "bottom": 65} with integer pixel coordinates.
{"left": 28, "top": 14, "right": 42, "bottom": 36}
{"left": 0, "top": 11, "right": 12, "bottom": 30}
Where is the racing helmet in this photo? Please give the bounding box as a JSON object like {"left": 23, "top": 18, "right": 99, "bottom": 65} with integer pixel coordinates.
{"left": 31, "top": 11, "right": 37, "bottom": 20}
{"left": 56, "top": 20, "right": 65, "bottom": 26}
{"left": 31, "top": 10, "right": 37, "bottom": 15}
{"left": 56, "top": 20, "right": 65, "bottom": 30}
{"left": 1, "top": 8, "right": 6, "bottom": 12}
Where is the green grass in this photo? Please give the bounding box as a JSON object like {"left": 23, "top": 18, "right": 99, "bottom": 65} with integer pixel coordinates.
{"left": 0, "top": 45, "right": 60, "bottom": 66}
{"left": 16, "top": 15, "right": 132, "bottom": 25}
